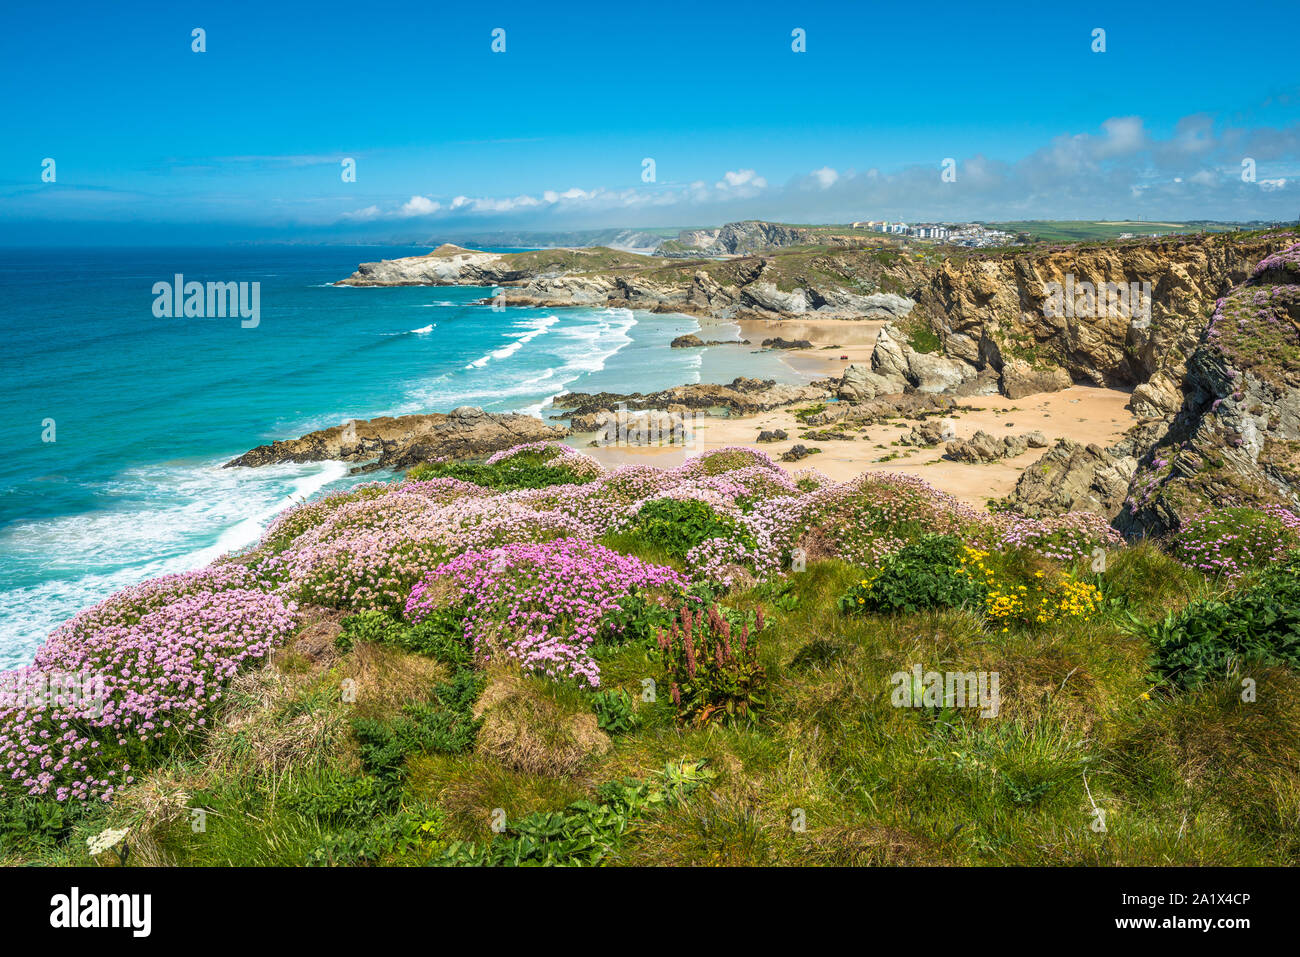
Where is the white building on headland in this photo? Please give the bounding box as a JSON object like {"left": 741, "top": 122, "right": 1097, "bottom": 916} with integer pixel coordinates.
{"left": 852, "top": 220, "right": 1015, "bottom": 246}
{"left": 853, "top": 219, "right": 1016, "bottom": 246}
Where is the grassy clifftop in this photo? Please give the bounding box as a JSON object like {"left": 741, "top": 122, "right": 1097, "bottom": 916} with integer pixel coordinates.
{"left": 4, "top": 444, "right": 1299, "bottom": 867}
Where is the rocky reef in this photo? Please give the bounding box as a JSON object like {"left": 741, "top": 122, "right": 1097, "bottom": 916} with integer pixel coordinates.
{"left": 224, "top": 407, "right": 567, "bottom": 472}
{"left": 551, "top": 377, "right": 832, "bottom": 431}
{"left": 669, "top": 333, "right": 750, "bottom": 348}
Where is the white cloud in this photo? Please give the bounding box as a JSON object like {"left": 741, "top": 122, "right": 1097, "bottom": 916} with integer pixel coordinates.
{"left": 716, "top": 169, "right": 768, "bottom": 190}
{"left": 811, "top": 166, "right": 839, "bottom": 188}
{"left": 1097, "top": 116, "right": 1147, "bottom": 157}
{"left": 340, "top": 204, "right": 381, "bottom": 222}
{"left": 399, "top": 195, "right": 440, "bottom": 217}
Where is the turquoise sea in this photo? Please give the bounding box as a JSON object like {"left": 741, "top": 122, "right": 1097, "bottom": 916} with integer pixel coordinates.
{"left": 0, "top": 246, "right": 801, "bottom": 666}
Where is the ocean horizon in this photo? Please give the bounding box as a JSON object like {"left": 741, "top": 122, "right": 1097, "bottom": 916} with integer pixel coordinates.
{"left": 0, "top": 245, "right": 802, "bottom": 667}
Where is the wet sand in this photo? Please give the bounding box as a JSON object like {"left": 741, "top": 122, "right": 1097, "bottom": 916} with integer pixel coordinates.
{"left": 731, "top": 316, "right": 882, "bottom": 380}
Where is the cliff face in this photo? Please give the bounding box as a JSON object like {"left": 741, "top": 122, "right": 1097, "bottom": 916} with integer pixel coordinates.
{"left": 1116, "top": 242, "right": 1300, "bottom": 534}
{"left": 676, "top": 221, "right": 819, "bottom": 255}
{"left": 908, "top": 234, "right": 1297, "bottom": 414}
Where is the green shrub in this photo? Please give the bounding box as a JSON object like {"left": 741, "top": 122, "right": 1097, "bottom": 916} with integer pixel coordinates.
{"left": 353, "top": 670, "right": 486, "bottom": 780}
{"left": 336, "top": 609, "right": 401, "bottom": 651}
{"left": 1141, "top": 554, "right": 1300, "bottom": 688}
{"left": 906, "top": 325, "right": 942, "bottom": 354}
{"left": 0, "top": 797, "right": 90, "bottom": 853}
{"left": 441, "top": 760, "right": 713, "bottom": 866}
{"left": 285, "top": 771, "right": 394, "bottom": 826}
{"left": 591, "top": 689, "right": 639, "bottom": 734}
{"left": 839, "top": 534, "right": 985, "bottom": 615}
{"left": 338, "top": 609, "right": 472, "bottom": 666}
{"left": 656, "top": 604, "right": 767, "bottom": 727}
{"left": 304, "top": 800, "right": 447, "bottom": 868}
{"left": 627, "top": 498, "right": 754, "bottom": 562}
{"left": 754, "top": 578, "right": 800, "bottom": 611}
{"left": 305, "top": 803, "right": 445, "bottom": 866}
{"left": 596, "top": 587, "right": 674, "bottom": 652}
{"left": 406, "top": 452, "right": 592, "bottom": 490}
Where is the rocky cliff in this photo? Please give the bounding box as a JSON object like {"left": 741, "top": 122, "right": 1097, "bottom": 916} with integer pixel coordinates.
{"left": 989, "top": 239, "right": 1300, "bottom": 530}
{"left": 339, "top": 232, "right": 1297, "bottom": 380}
{"left": 906, "top": 233, "right": 1297, "bottom": 409}
{"left": 326, "top": 230, "right": 1300, "bottom": 527}
{"left": 337, "top": 244, "right": 663, "bottom": 288}
{"left": 674, "top": 221, "right": 819, "bottom": 256}
{"left": 835, "top": 232, "right": 1300, "bottom": 404}
{"left": 1115, "top": 241, "right": 1300, "bottom": 534}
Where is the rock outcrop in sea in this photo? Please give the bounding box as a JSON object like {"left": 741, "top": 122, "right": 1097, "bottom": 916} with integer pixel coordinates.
{"left": 551, "top": 377, "right": 832, "bottom": 430}
{"left": 224, "top": 407, "right": 567, "bottom": 472}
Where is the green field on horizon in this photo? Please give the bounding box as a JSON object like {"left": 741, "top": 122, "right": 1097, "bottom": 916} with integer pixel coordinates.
{"left": 990, "top": 220, "right": 1246, "bottom": 242}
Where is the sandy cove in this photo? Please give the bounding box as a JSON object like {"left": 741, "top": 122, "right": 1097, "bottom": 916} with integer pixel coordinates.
{"left": 734, "top": 316, "right": 883, "bottom": 377}
{"left": 574, "top": 316, "right": 1137, "bottom": 508}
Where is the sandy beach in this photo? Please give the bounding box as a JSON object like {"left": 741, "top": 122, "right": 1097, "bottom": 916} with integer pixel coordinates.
{"left": 574, "top": 315, "right": 1137, "bottom": 507}
{"left": 732, "top": 316, "right": 883, "bottom": 379}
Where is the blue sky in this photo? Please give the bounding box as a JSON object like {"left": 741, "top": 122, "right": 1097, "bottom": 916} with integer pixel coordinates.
{"left": 2, "top": 0, "right": 1297, "bottom": 243}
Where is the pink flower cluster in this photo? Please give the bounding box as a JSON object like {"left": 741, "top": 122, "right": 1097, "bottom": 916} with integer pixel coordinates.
{"left": 256, "top": 489, "right": 593, "bottom": 611}
{"left": 685, "top": 537, "right": 762, "bottom": 589}
{"left": 792, "top": 471, "right": 987, "bottom": 566}
{"left": 405, "top": 538, "right": 685, "bottom": 687}
{"left": 1, "top": 585, "right": 297, "bottom": 802}
{"left": 1170, "top": 505, "right": 1300, "bottom": 580}
{"left": 993, "top": 512, "right": 1124, "bottom": 564}
{"left": 1250, "top": 242, "right": 1300, "bottom": 279}
{"left": 483, "top": 440, "right": 605, "bottom": 478}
